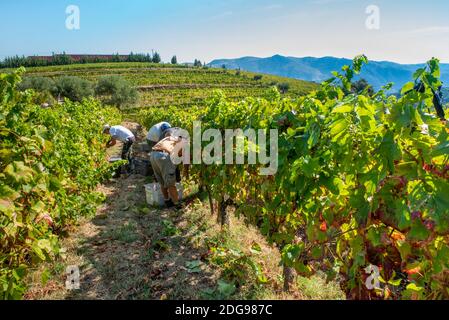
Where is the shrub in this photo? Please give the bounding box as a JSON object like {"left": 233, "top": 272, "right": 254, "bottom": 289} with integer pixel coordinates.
{"left": 95, "top": 75, "right": 139, "bottom": 107}
{"left": 53, "top": 76, "right": 94, "bottom": 102}
{"left": 277, "top": 82, "right": 290, "bottom": 93}
{"left": 34, "top": 91, "right": 57, "bottom": 106}
{"left": 18, "top": 76, "right": 57, "bottom": 105}
{"left": 253, "top": 75, "right": 263, "bottom": 81}
{"left": 18, "top": 76, "right": 55, "bottom": 92}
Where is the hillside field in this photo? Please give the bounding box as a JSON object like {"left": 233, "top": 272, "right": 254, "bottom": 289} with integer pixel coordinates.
{"left": 16, "top": 62, "right": 318, "bottom": 113}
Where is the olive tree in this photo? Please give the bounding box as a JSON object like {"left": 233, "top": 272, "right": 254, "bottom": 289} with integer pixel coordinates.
{"left": 95, "top": 75, "right": 139, "bottom": 107}
{"left": 52, "top": 76, "right": 94, "bottom": 102}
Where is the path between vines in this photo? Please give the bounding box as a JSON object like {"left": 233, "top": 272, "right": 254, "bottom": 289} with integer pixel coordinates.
{"left": 25, "top": 122, "right": 343, "bottom": 300}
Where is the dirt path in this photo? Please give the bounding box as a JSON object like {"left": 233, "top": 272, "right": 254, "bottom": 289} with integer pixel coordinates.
{"left": 63, "top": 175, "right": 220, "bottom": 299}
{"left": 24, "top": 122, "right": 343, "bottom": 300}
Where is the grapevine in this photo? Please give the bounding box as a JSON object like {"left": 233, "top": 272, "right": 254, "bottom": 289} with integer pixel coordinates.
{"left": 0, "top": 68, "right": 121, "bottom": 299}
{"left": 139, "top": 56, "right": 449, "bottom": 300}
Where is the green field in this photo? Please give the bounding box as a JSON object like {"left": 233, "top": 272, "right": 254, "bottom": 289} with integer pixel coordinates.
{"left": 17, "top": 62, "right": 319, "bottom": 112}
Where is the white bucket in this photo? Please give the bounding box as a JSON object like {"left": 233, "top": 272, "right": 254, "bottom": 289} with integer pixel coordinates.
{"left": 144, "top": 183, "right": 183, "bottom": 207}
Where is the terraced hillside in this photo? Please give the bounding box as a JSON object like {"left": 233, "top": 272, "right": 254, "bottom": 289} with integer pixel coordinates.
{"left": 19, "top": 62, "right": 319, "bottom": 112}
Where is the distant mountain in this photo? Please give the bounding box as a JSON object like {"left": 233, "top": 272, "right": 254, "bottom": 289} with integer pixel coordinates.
{"left": 209, "top": 55, "right": 449, "bottom": 92}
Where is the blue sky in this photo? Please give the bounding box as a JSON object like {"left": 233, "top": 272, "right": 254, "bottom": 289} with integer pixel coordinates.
{"left": 1, "top": 0, "right": 449, "bottom": 64}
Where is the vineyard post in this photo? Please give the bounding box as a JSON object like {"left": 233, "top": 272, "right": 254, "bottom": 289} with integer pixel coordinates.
{"left": 218, "top": 195, "right": 231, "bottom": 226}
{"left": 283, "top": 265, "right": 296, "bottom": 292}
{"left": 206, "top": 184, "right": 215, "bottom": 216}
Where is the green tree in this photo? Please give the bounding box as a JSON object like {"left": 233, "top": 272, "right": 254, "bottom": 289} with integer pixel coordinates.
{"left": 351, "top": 78, "right": 374, "bottom": 95}
{"left": 53, "top": 76, "right": 94, "bottom": 102}
{"left": 194, "top": 59, "right": 202, "bottom": 67}
{"left": 95, "top": 75, "right": 139, "bottom": 107}
{"left": 152, "top": 52, "right": 162, "bottom": 63}
{"left": 52, "top": 52, "right": 73, "bottom": 66}
{"left": 171, "top": 56, "right": 178, "bottom": 65}
{"left": 112, "top": 53, "right": 121, "bottom": 62}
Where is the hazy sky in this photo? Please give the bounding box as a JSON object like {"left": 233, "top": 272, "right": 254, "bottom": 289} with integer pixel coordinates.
{"left": 1, "top": 0, "right": 449, "bottom": 64}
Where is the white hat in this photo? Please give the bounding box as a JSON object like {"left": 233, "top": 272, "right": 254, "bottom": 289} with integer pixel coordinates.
{"left": 103, "top": 124, "right": 111, "bottom": 133}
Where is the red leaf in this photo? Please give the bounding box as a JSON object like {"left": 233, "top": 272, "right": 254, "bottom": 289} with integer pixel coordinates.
{"left": 320, "top": 221, "right": 327, "bottom": 232}
{"left": 404, "top": 266, "right": 421, "bottom": 276}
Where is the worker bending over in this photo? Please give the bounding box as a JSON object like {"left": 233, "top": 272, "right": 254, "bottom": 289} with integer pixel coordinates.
{"left": 103, "top": 124, "right": 136, "bottom": 161}
{"left": 150, "top": 128, "right": 188, "bottom": 208}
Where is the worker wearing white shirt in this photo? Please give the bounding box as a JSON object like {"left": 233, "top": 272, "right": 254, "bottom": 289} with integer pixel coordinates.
{"left": 103, "top": 124, "right": 136, "bottom": 160}
{"left": 147, "top": 122, "right": 171, "bottom": 148}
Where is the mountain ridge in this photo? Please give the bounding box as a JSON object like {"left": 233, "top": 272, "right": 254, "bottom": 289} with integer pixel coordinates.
{"left": 209, "top": 55, "right": 449, "bottom": 92}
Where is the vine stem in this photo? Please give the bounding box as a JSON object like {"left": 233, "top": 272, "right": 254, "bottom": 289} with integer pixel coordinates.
{"left": 205, "top": 184, "right": 214, "bottom": 216}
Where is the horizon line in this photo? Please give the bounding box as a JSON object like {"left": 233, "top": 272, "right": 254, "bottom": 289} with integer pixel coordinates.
{"left": 209, "top": 54, "right": 449, "bottom": 66}
{"left": 2, "top": 52, "right": 449, "bottom": 66}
